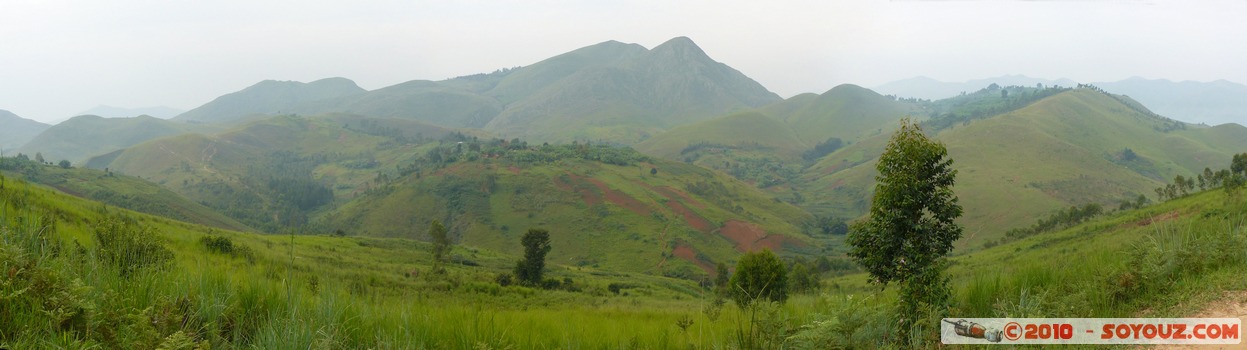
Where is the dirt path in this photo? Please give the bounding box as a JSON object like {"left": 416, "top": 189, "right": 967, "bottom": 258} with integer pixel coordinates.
{"left": 1151, "top": 290, "right": 1247, "bottom": 350}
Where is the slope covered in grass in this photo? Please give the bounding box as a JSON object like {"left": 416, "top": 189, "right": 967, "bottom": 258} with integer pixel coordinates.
{"left": 802, "top": 88, "right": 1247, "bottom": 248}
{"left": 17, "top": 115, "right": 203, "bottom": 163}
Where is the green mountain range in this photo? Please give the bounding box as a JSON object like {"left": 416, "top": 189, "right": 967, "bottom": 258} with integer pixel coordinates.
{"left": 799, "top": 88, "right": 1247, "bottom": 248}
{"left": 0, "top": 109, "right": 50, "bottom": 150}
{"left": 178, "top": 37, "right": 778, "bottom": 145}
{"left": 175, "top": 77, "right": 366, "bottom": 123}
{"left": 17, "top": 115, "right": 202, "bottom": 164}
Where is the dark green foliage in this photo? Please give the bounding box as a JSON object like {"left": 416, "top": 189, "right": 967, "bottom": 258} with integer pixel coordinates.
{"left": 200, "top": 234, "right": 255, "bottom": 262}
{"left": 787, "top": 263, "right": 820, "bottom": 294}
{"left": 58, "top": 160, "right": 71, "bottom": 169}
{"left": 94, "top": 216, "right": 174, "bottom": 277}
{"left": 1120, "top": 148, "right": 1138, "bottom": 161}
{"left": 801, "top": 137, "right": 843, "bottom": 161}
{"left": 920, "top": 85, "right": 1071, "bottom": 132}
{"left": 846, "top": 118, "right": 960, "bottom": 342}
{"left": 809, "top": 215, "right": 849, "bottom": 235}
{"left": 728, "top": 249, "right": 788, "bottom": 308}
{"left": 713, "top": 262, "right": 730, "bottom": 296}
{"left": 1004, "top": 203, "right": 1104, "bottom": 241}
{"left": 1233, "top": 153, "right": 1247, "bottom": 176}
{"left": 514, "top": 228, "right": 551, "bottom": 286}
{"left": 429, "top": 220, "right": 449, "bottom": 274}
{"left": 495, "top": 272, "right": 513, "bottom": 287}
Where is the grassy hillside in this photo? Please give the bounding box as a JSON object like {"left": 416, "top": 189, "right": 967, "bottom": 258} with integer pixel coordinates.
{"left": 803, "top": 88, "right": 1247, "bottom": 248}
{"left": 761, "top": 84, "right": 920, "bottom": 146}
{"left": 321, "top": 142, "right": 819, "bottom": 277}
{"left": 90, "top": 114, "right": 473, "bottom": 232}
{"left": 5, "top": 150, "right": 1243, "bottom": 348}
{"left": 0, "top": 109, "right": 50, "bottom": 150}
{"left": 17, "top": 115, "right": 205, "bottom": 163}
{"left": 479, "top": 37, "right": 780, "bottom": 144}
{"left": 204, "top": 37, "right": 780, "bottom": 145}
{"left": 0, "top": 155, "right": 250, "bottom": 231}
{"left": 175, "top": 77, "right": 365, "bottom": 123}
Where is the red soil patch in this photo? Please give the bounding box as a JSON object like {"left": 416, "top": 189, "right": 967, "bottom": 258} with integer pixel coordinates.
{"left": 553, "top": 174, "right": 602, "bottom": 206}
{"left": 716, "top": 220, "right": 806, "bottom": 253}
{"left": 666, "top": 200, "right": 713, "bottom": 233}
{"left": 639, "top": 182, "right": 706, "bottom": 209}
{"left": 672, "top": 243, "right": 715, "bottom": 274}
{"left": 583, "top": 177, "right": 652, "bottom": 216}
{"left": 507, "top": 166, "right": 521, "bottom": 174}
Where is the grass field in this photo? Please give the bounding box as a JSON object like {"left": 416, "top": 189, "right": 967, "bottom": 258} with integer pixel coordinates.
{"left": 4, "top": 156, "right": 1246, "bottom": 348}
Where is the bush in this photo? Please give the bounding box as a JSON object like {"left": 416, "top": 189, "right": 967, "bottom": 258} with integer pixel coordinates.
{"left": 495, "top": 272, "right": 514, "bottom": 287}
{"left": 729, "top": 249, "right": 788, "bottom": 308}
{"left": 94, "top": 216, "right": 173, "bottom": 277}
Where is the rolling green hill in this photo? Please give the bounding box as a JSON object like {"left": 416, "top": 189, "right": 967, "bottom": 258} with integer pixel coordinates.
{"left": 17, "top": 115, "right": 202, "bottom": 163}
{"left": 802, "top": 88, "right": 1247, "bottom": 248}
{"left": 183, "top": 37, "right": 778, "bottom": 145}
{"left": 89, "top": 113, "right": 821, "bottom": 274}
{"left": 89, "top": 114, "right": 474, "bottom": 232}
{"left": 0, "top": 109, "right": 49, "bottom": 150}
{"left": 175, "top": 77, "right": 366, "bottom": 123}
{"left": 321, "top": 144, "right": 818, "bottom": 275}
{"left": 481, "top": 37, "right": 780, "bottom": 143}
{"left": 0, "top": 155, "right": 250, "bottom": 231}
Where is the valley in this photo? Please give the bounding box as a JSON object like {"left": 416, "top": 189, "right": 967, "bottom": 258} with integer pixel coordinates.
{"left": 3, "top": 34, "right": 1247, "bottom": 349}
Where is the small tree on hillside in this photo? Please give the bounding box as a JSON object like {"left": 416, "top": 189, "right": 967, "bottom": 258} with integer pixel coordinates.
{"left": 847, "top": 118, "right": 962, "bottom": 344}
{"left": 714, "top": 261, "right": 731, "bottom": 296}
{"left": 514, "top": 228, "right": 552, "bottom": 286}
{"left": 428, "top": 220, "right": 449, "bottom": 274}
{"left": 729, "top": 249, "right": 788, "bottom": 308}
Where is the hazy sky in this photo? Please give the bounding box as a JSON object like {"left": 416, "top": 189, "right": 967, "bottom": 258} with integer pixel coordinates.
{"left": 2, "top": 0, "right": 1245, "bottom": 124}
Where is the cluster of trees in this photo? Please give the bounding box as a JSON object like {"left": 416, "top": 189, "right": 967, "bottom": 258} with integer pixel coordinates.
{"left": 1155, "top": 155, "right": 1247, "bottom": 201}
{"left": 921, "top": 84, "right": 1071, "bottom": 132}
{"left": 1002, "top": 203, "right": 1104, "bottom": 242}
{"left": 800, "top": 137, "right": 843, "bottom": 162}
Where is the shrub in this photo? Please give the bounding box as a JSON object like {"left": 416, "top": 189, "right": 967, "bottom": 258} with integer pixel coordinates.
{"left": 94, "top": 216, "right": 173, "bottom": 277}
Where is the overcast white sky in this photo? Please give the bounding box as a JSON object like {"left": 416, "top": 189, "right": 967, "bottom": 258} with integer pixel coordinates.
{"left": 2, "top": 0, "right": 1245, "bottom": 124}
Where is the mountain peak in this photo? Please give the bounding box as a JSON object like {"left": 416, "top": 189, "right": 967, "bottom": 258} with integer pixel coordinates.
{"left": 650, "top": 36, "right": 708, "bottom": 58}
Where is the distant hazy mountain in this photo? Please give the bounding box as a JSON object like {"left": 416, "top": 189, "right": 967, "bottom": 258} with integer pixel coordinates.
{"left": 0, "top": 109, "right": 51, "bottom": 150}
{"left": 77, "top": 105, "right": 185, "bottom": 119}
{"left": 18, "top": 115, "right": 196, "bottom": 163}
{"left": 212, "top": 37, "right": 780, "bottom": 144}
{"left": 874, "top": 75, "right": 1078, "bottom": 100}
{"left": 175, "top": 77, "right": 366, "bottom": 123}
{"left": 1093, "top": 77, "right": 1247, "bottom": 126}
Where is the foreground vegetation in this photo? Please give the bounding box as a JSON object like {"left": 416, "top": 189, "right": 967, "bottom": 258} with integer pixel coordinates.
{"left": 5, "top": 147, "right": 1247, "bottom": 348}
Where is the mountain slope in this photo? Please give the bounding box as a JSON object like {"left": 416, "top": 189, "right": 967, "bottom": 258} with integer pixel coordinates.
{"left": 176, "top": 77, "right": 365, "bottom": 123}
{"left": 0, "top": 155, "right": 250, "bottom": 231}
{"left": 1094, "top": 77, "right": 1247, "bottom": 126}
{"left": 263, "top": 37, "right": 779, "bottom": 144}
{"left": 874, "top": 75, "right": 1078, "bottom": 100}
{"left": 320, "top": 144, "right": 818, "bottom": 274}
{"left": 801, "top": 88, "right": 1247, "bottom": 248}
{"left": 0, "top": 109, "right": 50, "bottom": 150}
{"left": 482, "top": 37, "right": 780, "bottom": 143}
{"left": 17, "top": 115, "right": 198, "bottom": 163}
{"left": 77, "top": 105, "right": 185, "bottom": 119}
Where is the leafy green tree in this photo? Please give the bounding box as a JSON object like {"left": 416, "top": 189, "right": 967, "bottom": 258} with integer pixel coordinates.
{"left": 35, "top": 152, "right": 44, "bottom": 163}
{"left": 58, "top": 160, "right": 71, "bottom": 169}
{"left": 1233, "top": 153, "right": 1247, "bottom": 177}
{"left": 729, "top": 249, "right": 788, "bottom": 308}
{"left": 846, "top": 118, "right": 961, "bottom": 342}
{"left": 429, "top": 220, "right": 449, "bottom": 274}
{"left": 514, "top": 228, "right": 552, "bottom": 286}
{"left": 714, "top": 261, "right": 731, "bottom": 296}
{"left": 788, "top": 262, "right": 819, "bottom": 294}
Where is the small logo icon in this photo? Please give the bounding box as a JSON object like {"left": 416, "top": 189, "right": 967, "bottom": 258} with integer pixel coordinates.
{"left": 944, "top": 319, "right": 1004, "bottom": 343}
